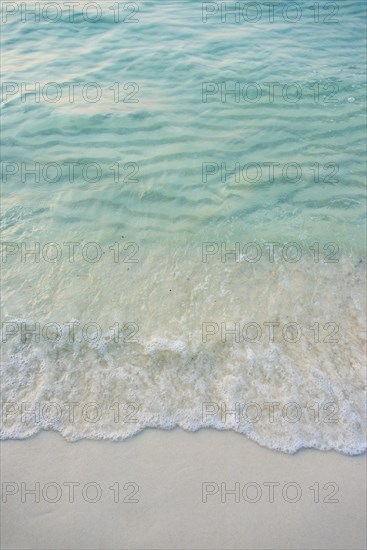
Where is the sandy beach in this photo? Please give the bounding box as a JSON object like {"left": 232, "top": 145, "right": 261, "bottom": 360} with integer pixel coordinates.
{"left": 1, "top": 430, "right": 366, "bottom": 550}
{"left": 2, "top": 2, "right": 366, "bottom": 549}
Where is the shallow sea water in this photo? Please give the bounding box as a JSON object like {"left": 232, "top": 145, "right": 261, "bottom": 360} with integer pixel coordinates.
{"left": 1, "top": 1, "right": 366, "bottom": 452}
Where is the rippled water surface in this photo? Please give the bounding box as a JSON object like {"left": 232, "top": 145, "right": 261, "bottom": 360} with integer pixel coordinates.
{"left": 1, "top": 1, "right": 366, "bottom": 452}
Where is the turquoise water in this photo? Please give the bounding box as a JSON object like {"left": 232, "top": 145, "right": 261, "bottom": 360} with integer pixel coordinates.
{"left": 1, "top": 1, "right": 366, "bottom": 453}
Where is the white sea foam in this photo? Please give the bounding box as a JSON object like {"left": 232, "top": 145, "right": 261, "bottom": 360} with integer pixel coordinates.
{"left": 1, "top": 251, "right": 366, "bottom": 454}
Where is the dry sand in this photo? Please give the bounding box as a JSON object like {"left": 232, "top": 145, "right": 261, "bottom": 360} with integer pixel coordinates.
{"left": 1, "top": 429, "right": 366, "bottom": 550}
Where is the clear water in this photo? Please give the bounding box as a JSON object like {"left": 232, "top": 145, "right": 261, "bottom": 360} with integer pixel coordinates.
{"left": 1, "top": 1, "right": 366, "bottom": 453}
